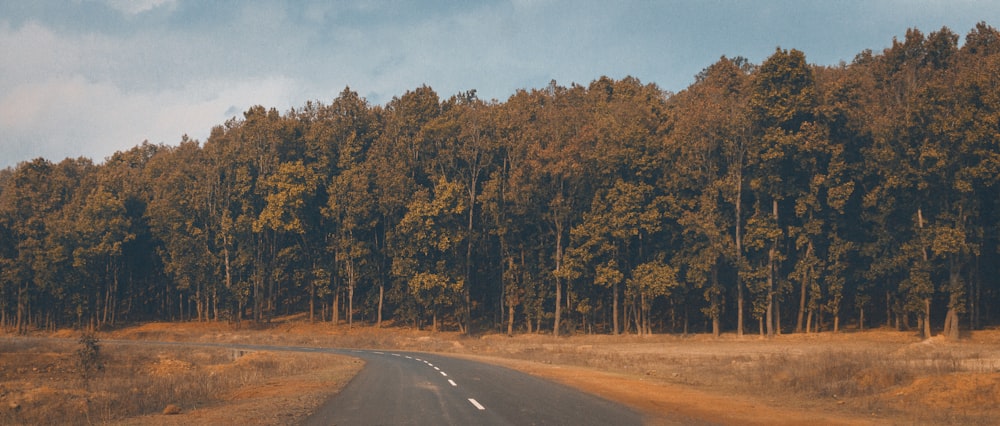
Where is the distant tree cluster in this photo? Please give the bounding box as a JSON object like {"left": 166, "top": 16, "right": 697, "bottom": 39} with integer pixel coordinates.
{"left": 2, "top": 24, "right": 999, "bottom": 338}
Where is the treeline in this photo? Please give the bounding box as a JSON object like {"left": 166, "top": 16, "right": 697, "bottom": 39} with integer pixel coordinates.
{"left": 2, "top": 24, "right": 1000, "bottom": 338}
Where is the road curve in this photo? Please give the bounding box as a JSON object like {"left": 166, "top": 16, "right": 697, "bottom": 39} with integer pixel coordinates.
{"left": 43, "top": 338, "right": 641, "bottom": 425}
{"left": 302, "top": 349, "right": 643, "bottom": 426}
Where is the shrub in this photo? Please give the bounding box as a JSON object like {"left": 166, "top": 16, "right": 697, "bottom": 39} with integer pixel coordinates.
{"left": 76, "top": 332, "right": 104, "bottom": 386}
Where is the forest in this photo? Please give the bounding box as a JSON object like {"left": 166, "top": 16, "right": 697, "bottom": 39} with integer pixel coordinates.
{"left": 2, "top": 24, "right": 999, "bottom": 339}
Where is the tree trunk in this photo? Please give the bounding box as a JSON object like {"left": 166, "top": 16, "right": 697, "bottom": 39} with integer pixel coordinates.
{"left": 348, "top": 283, "right": 354, "bottom": 329}
{"left": 886, "top": 289, "right": 892, "bottom": 328}
{"left": 612, "top": 282, "right": 620, "bottom": 335}
{"left": 224, "top": 245, "right": 236, "bottom": 324}
{"left": 309, "top": 268, "right": 316, "bottom": 323}
{"left": 16, "top": 283, "right": 26, "bottom": 334}
{"left": 332, "top": 287, "right": 339, "bottom": 325}
{"left": 796, "top": 242, "right": 812, "bottom": 333}
{"left": 465, "top": 187, "right": 475, "bottom": 335}
{"left": 507, "top": 303, "right": 515, "bottom": 336}
{"left": 923, "top": 298, "right": 932, "bottom": 339}
{"left": 554, "top": 230, "right": 563, "bottom": 337}
{"left": 766, "top": 251, "right": 775, "bottom": 337}
{"left": 944, "top": 308, "right": 959, "bottom": 340}
{"left": 632, "top": 295, "right": 641, "bottom": 336}
{"left": 683, "top": 305, "right": 689, "bottom": 335}
{"left": 766, "top": 198, "right": 778, "bottom": 338}
{"left": 944, "top": 257, "right": 962, "bottom": 340}
{"left": 918, "top": 207, "right": 932, "bottom": 340}
{"left": 377, "top": 283, "right": 384, "bottom": 328}
{"left": 775, "top": 292, "right": 782, "bottom": 335}
{"left": 735, "top": 174, "right": 744, "bottom": 338}
{"left": 711, "top": 264, "right": 720, "bottom": 337}
{"left": 971, "top": 256, "right": 981, "bottom": 330}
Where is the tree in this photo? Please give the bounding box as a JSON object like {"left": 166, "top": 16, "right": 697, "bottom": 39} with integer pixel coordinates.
{"left": 5, "top": 23, "right": 1000, "bottom": 336}
{"left": 668, "top": 56, "right": 753, "bottom": 336}
{"left": 627, "top": 259, "right": 678, "bottom": 335}
{"left": 530, "top": 82, "right": 593, "bottom": 337}
{"left": 748, "top": 47, "right": 818, "bottom": 337}
{"left": 391, "top": 178, "right": 467, "bottom": 331}
{"left": 73, "top": 183, "right": 133, "bottom": 327}
{"left": 421, "top": 91, "right": 498, "bottom": 333}
{"left": 482, "top": 88, "right": 550, "bottom": 334}
{"left": 326, "top": 166, "right": 375, "bottom": 327}
{"left": 256, "top": 159, "right": 323, "bottom": 321}
{"left": 146, "top": 140, "right": 215, "bottom": 322}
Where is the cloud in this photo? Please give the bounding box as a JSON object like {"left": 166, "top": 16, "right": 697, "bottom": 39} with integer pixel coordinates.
{"left": 100, "top": 0, "right": 177, "bottom": 15}
{"left": 0, "top": 6, "right": 307, "bottom": 167}
{"left": 3, "top": 0, "right": 999, "bottom": 169}
{"left": 0, "top": 72, "right": 299, "bottom": 167}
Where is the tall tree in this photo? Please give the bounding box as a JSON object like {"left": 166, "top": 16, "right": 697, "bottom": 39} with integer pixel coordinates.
{"left": 391, "top": 178, "right": 467, "bottom": 331}
{"left": 748, "top": 47, "right": 818, "bottom": 336}
{"left": 668, "top": 56, "right": 753, "bottom": 336}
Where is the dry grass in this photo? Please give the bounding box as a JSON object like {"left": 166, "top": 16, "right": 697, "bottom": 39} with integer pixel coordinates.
{"left": 103, "top": 320, "right": 1000, "bottom": 424}
{"left": 6, "top": 319, "right": 1000, "bottom": 425}
{"left": 0, "top": 336, "right": 357, "bottom": 425}
{"left": 442, "top": 330, "right": 1000, "bottom": 425}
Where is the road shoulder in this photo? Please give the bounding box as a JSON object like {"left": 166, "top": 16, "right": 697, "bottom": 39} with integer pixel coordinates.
{"left": 452, "top": 353, "right": 877, "bottom": 426}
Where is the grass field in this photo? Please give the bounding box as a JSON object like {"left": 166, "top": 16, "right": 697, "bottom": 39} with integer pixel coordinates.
{"left": 3, "top": 318, "right": 999, "bottom": 425}
{"left": 0, "top": 332, "right": 361, "bottom": 425}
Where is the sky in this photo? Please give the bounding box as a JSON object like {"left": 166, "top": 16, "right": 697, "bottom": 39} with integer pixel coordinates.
{"left": 1, "top": 0, "right": 997, "bottom": 169}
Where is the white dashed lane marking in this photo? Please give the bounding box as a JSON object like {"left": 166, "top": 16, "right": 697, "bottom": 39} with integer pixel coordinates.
{"left": 468, "top": 398, "right": 486, "bottom": 410}
{"left": 381, "top": 352, "right": 483, "bottom": 412}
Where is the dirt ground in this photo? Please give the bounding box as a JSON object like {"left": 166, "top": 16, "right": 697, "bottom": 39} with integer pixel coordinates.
{"left": 5, "top": 319, "right": 1000, "bottom": 425}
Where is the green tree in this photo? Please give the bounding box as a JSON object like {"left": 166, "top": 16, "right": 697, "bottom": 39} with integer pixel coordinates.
{"left": 391, "top": 178, "right": 467, "bottom": 331}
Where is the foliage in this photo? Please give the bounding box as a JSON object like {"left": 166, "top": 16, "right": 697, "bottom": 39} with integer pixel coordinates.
{"left": 76, "top": 332, "right": 104, "bottom": 385}
{"left": 2, "top": 24, "right": 1000, "bottom": 337}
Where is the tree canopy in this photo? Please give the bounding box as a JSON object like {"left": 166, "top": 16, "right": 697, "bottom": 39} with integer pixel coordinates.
{"left": 3, "top": 24, "right": 1000, "bottom": 339}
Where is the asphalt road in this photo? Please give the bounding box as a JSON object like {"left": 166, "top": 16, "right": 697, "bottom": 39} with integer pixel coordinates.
{"left": 45, "top": 338, "right": 641, "bottom": 425}
{"left": 302, "top": 349, "right": 644, "bottom": 426}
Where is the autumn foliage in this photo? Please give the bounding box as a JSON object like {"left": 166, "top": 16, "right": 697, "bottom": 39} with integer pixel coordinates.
{"left": 2, "top": 24, "right": 999, "bottom": 339}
